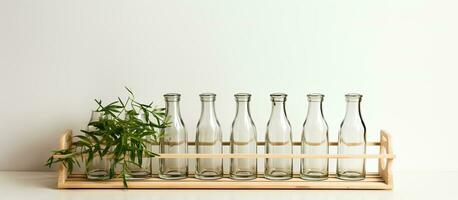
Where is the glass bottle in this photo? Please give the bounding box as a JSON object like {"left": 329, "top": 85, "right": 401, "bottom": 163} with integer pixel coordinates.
{"left": 300, "top": 93, "right": 329, "bottom": 180}
{"left": 230, "top": 93, "right": 257, "bottom": 180}
{"left": 337, "top": 93, "right": 366, "bottom": 180}
{"left": 85, "top": 111, "right": 110, "bottom": 180}
{"left": 159, "top": 93, "right": 188, "bottom": 179}
{"left": 195, "top": 93, "right": 223, "bottom": 180}
{"left": 265, "top": 93, "right": 292, "bottom": 180}
{"left": 124, "top": 111, "right": 151, "bottom": 179}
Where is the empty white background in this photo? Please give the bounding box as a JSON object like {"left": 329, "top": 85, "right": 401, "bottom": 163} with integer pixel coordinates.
{"left": 0, "top": 0, "right": 457, "bottom": 172}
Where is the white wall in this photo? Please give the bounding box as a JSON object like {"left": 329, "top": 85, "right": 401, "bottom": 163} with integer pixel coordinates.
{"left": 0, "top": 0, "right": 457, "bottom": 171}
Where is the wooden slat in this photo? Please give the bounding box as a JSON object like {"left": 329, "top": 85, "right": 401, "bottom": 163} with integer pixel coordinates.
{"left": 175, "top": 141, "right": 380, "bottom": 146}
{"left": 55, "top": 129, "right": 394, "bottom": 190}
{"left": 379, "top": 130, "right": 394, "bottom": 189}
{"left": 53, "top": 153, "right": 394, "bottom": 159}
{"left": 68, "top": 172, "right": 384, "bottom": 178}
{"left": 60, "top": 176, "right": 390, "bottom": 189}
{"left": 155, "top": 153, "right": 395, "bottom": 159}
{"left": 57, "top": 129, "right": 72, "bottom": 189}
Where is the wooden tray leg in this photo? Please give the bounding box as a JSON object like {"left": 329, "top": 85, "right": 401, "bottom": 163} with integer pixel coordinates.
{"left": 57, "top": 129, "right": 72, "bottom": 189}
{"left": 379, "top": 130, "right": 393, "bottom": 189}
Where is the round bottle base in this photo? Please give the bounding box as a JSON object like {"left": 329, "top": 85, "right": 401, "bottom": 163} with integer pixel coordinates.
{"left": 87, "top": 170, "right": 109, "bottom": 180}
{"left": 195, "top": 171, "right": 222, "bottom": 180}
{"left": 337, "top": 171, "right": 365, "bottom": 181}
{"left": 159, "top": 171, "right": 187, "bottom": 180}
{"left": 300, "top": 171, "right": 328, "bottom": 181}
{"left": 265, "top": 171, "right": 292, "bottom": 180}
{"left": 230, "top": 171, "right": 257, "bottom": 180}
{"left": 126, "top": 171, "right": 151, "bottom": 180}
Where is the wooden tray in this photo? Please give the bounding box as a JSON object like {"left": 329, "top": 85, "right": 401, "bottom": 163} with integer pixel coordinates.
{"left": 55, "top": 130, "right": 394, "bottom": 190}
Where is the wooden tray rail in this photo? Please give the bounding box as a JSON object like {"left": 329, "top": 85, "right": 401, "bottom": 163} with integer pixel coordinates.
{"left": 55, "top": 129, "right": 394, "bottom": 190}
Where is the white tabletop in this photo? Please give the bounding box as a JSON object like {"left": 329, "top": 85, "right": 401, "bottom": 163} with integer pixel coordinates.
{"left": 1, "top": 171, "right": 456, "bottom": 200}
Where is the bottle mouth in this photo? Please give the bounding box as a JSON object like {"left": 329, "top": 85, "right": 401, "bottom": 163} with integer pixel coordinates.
{"left": 270, "top": 93, "right": 287, "bottom": 102}
{"left": 345, "top": 93, "right": 363, "bottom": 101}
{"left": 164, "top": 93, "right": 181, "bottom": 101}
{"left": 200, "top": 93, "right": 216, "bottom": 101}
{"left": 234, "top": 93, "right": 251, "bottom": 101}
{"left": 307, "top": 93, "right": 324, "bottom": 102}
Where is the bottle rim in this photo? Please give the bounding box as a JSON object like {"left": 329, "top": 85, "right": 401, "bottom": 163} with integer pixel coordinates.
{"left": 270, "top": 93, "right": 287, "bottom": 97}
{"left": 270, "top": 93, "right": 287, "bottom": 102}
{"left": 164, "top": 93, "right": 181, "bottom": 97}
{"left": 345, "top": 93, "right": 362, "bottom": 97}
{"left": 234, "top": 93, "right": 251, "bottom": 101}
{"left": 345, "top": 93, "right": 363, "bottom": 101}
{"left": 200, "top": 93, "right": 216, "bottom": 101}
{"left": 234, "top": 93, "right": 251, "bottom": 97}
{"left": 307, "top": 93, "right": 324, "bottom": 97}
{"left": 307, "top": 93, "right": 324, "bottom": 101}
{"left": 199, "top": 93, "right": 216, "bottom": 97}
{"left": 164, "top": 93, "right": 181, "bottom": 101}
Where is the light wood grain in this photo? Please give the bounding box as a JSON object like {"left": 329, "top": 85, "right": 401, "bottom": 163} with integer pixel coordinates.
{"left": 185, "top": 141, "right": 381, "bottom": 146}
{"left": 57, "top": 129, "right": 72, "bottom": 189}
{"left": 155, "top": 153, "right": 394, "bottom": 159}
{"left": 55, "top": 129, "right": 395, "bottom": 190}
{"left": 60, "top": 177, "right": 390, "bottom": 189}
{"left": 379, "top": 130, "right": 394, "bottom": 189}
{"left": 53, "top": 153, "right": 393, "bottom": 159}
{"left": 61, "top": 173, "right": 390, "bottom": 189}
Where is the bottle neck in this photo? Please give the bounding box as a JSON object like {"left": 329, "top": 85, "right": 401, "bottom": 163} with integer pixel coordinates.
{"left": 200, "top": 101, "right": 217, "bottom": 121}
{"left": 166, "top": 101, "right": 182, "bottom": 120}
{"left": 270, "top": 101, "right": 287, "bottom": 120}
{"left": 235, "top": 101, "right": 251, "bottom": 120}
{"left": 306, "top": 101, "right": 323, "bottom": 121}
{"left": 344, "top": 101, "right": 361, "bottom": 121}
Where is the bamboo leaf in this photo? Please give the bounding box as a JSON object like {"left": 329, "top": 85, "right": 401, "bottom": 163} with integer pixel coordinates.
{"left": 125, "top": 87, "right": 134, "bottom": 97}
{"left": 45, "top": 87, "right": 168, "bottom": 188}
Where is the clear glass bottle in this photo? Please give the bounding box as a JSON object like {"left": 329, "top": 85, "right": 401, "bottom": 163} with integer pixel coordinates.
{"left": 159, "top": 93, "right": 188, "bottom": 179}
{"left": 195, "top": 93, "right": 223, "bottom": 179}
{"left": 124, "top": 111, "right": 151, "bottom": 180}
{"left": 337, "top": 93, "right": 366, "bottom": 180}
{"left": 85, "top": 111, "right": 110, "bottom": 180}
{"left": 265, "top": 93, "right": 292, "bottom": 180}
{"left": 230, "top": 93, "right": 257, "bottom": 180}
{"left": 300, "top": 93, "right": 329, "bottom": 180}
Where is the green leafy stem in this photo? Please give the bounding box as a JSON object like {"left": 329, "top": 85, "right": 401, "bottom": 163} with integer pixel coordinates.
{"left": 46, "top": 87, "right": 169, "bottom": 187}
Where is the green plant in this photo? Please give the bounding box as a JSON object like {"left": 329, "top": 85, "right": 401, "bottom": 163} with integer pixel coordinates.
{"left": 46, "top": 87, "right": 168, "bottom": 187}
